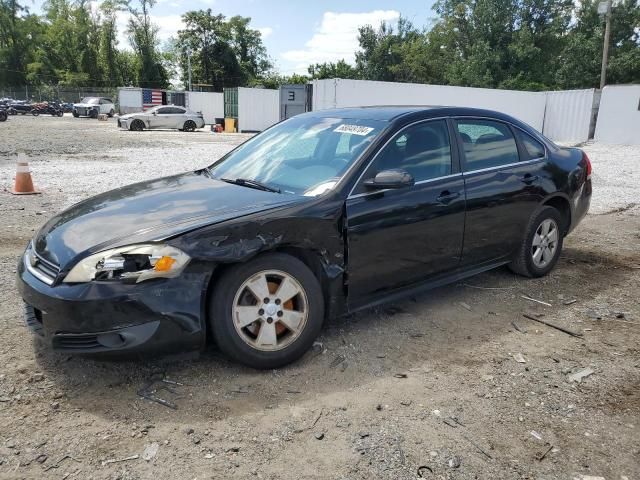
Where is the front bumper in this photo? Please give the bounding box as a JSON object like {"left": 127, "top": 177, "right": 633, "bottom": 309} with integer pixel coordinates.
{"left": 118, "top": 118, "right": 131, "bottom": 129}
{"left": 17, "top": 253, "right": 209, "bottom": 356}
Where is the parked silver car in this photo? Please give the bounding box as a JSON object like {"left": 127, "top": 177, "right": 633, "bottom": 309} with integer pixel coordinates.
{"left": 118, "top": 105, "right": 205, "bottom": 132}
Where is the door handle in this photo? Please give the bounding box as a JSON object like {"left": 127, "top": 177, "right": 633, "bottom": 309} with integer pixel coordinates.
{"left": 436, "top": 191, "right": 461, "bottom": 204}
{"left": 519, "top": 174, "right": 539, "bottom": 184}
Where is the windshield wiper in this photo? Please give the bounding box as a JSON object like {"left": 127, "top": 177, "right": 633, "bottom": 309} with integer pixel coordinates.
{"left": 220, "top": 177, "right": 281, "bottom": 193}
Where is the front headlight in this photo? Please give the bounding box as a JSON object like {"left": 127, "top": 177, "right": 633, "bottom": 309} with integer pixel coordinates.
{"left": 63, "top": 244, "right": 190, "bottom": 284}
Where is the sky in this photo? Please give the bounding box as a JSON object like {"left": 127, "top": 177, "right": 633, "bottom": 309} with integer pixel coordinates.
{"left": 30, "top": 0, "right": 438, "bottom": 75}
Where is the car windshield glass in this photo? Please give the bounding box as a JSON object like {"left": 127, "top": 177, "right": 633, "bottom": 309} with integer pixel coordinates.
{"left": 207, "top": 116, "right": 385, "bottom": 196}
{"left": 81, "top": 97, "right": 99, "bottom": 104}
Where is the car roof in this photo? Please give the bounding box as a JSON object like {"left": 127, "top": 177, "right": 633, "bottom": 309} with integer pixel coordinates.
{"left": 303, "top": 105, "right": 524, "bottom": 124}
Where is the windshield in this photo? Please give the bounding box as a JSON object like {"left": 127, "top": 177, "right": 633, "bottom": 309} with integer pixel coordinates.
{"left": 80, "top": 97, "right": 99, "bottom": 104}
{"left": 207, "top": 115, "right": 385, "bottom": 196}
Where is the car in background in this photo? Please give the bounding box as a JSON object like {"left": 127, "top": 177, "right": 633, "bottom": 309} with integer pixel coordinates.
{"left": 73, "top": 97, "right": 115, "bottom": 118}
{"left": 118, "top": 105, "right": 205, "bottom": 132}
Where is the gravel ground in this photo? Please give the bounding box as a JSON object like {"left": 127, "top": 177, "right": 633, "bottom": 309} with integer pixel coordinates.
{"left": 0, "top": 115, "right": 638, "bottom": 480}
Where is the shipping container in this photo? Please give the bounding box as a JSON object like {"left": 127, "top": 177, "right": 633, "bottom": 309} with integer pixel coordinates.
{"left": 311, "top": 79, "right": 547, "bottom": 132}
{"left": 595, "top": 85, "right": 640, "bottom": 144}
{"left": 542, "top": 89, "right": 595, "bottom": 144}
{"left": 186, "top": 91, "right": 223, "bottom": 124}
{"left": 224, "top": 87, "right": 279, "bottom": 132}
{"left": 118, "top": 87, "right": 143, "bottom": 114}
{"left": 279, "top": 84, "right": 311, "bottom": 120}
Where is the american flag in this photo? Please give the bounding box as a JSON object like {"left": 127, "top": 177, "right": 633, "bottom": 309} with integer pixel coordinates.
{"left": 142, "top": 89, "right": 163, "bottom": 109}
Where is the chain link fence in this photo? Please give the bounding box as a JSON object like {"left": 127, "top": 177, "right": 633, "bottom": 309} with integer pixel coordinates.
{"left": 0, "top": 86, "right": 119, "bottom": 103}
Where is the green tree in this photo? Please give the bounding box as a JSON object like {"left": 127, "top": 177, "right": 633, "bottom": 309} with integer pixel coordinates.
{"left": 307, "top": 59, "right": 359, "bottom": 79}
{"left": 127, "top": 0, "right": 168, "bottom": 87}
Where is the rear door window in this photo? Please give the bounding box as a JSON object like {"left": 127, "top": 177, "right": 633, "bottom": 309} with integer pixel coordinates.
{"left": 456, "top": 119, "right": 519, "bottom": 171}
{"left": 515, "top": 130, "right": 546, "bottom": 160}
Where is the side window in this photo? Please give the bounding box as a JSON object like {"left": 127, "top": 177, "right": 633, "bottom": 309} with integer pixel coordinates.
{"left": 362, "top": 120, "right": 452, "bottom": 187}
{"left": 515, "top": 129, "right": 545, "bottom": 160}
{"left": 156, "top": 107, "right": 170, "bottom": 114}
{"left": 456, "top": 119, "right": 519, "bottom": 171}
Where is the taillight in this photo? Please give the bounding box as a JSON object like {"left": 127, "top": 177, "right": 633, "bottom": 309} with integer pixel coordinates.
{"left": 583, "top": 151, "right": 592, "bottom": 180}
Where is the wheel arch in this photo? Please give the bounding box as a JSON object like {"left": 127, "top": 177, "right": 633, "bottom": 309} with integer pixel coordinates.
{"left": 201, "top": 244, "right": 343, "bottom": 343}
{"left": 541, "top": 194, "right": 572, "bottom": 235}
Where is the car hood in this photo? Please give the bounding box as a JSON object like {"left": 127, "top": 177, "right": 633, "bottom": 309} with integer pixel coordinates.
{"left": 33, "top": 171, "right": 305, "bottom": 269}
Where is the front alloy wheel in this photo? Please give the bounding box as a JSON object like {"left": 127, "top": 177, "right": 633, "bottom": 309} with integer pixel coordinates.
{"left": 233, "top": 270, "right": 308, "bottom": 351}
{"left": 210, "top": 253, "right": 324, "bottom": 369}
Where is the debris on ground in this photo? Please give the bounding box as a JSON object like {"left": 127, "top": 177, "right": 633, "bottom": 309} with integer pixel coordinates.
{"left": 459, "top": 302, "right": 472, "bottom": 311}
{"left": 448, "top": 456, "right": 461, "bottom": 468}
{"left": 523, "top": 313, "right": 583, "bottom": 338}
{"left": 567, "top": 368, "right": 595, "bottom": 383}
{"left": 521, "top": 295, "right": 552, "bottom": 307}
{"left": 101, "top": 454, "right": 139, "bottom": 466}
{"left": 142, "top": 443, "right": 159, "bottom": 461}
{"left": 513, "top": 353, "right": 527, "bottom": 363}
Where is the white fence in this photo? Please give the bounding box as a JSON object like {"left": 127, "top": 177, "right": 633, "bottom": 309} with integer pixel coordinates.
{"left": 311, "top": 79, "right": 603, "bottom": 143}
{"left": 595, "top": 85, "right": 640, "bottom": 144}
{"left": 186, "top": 91, "right": 223, "bottom": 124}
{"left": 311, "top": 79, "right": 547, "bottom": 132}
{"left": 237, "top": 87, "right": 279, "bottom": 132}
{"left": 542, "top": 89, "right": 596, "bottom": 144}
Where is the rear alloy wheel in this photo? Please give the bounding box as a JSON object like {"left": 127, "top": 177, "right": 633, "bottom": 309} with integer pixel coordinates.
{"left": 210, "top": 253, "right": 324, "bottom": 369}
{"left": 183, "top": 120, "right": 196, "bottom": 132}
{"left": 509, "top": 206, "right": 564, "bottom": 278}
{"left": 130, "top": 119, "right": 144, "bottom": 131}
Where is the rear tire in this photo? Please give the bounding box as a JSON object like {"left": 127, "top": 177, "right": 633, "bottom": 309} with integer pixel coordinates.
{"left": 209, "top": 253, "right": 324, "bottom": 369}
{"left": 183, "top": 120, "right": 196, "bottom": 132}
{"left": 31, "top": 109, "right": 39, "bottom": 116}
{"left": 509, "top": 206, "right": 564, "bottom": 278}
{"left": 0, "top": 111, "right": 7, "bottom": 122}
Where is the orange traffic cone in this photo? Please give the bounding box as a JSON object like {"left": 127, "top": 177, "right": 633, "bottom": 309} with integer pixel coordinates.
{"left": 10, "top": 161, "right": 40, "bottom": 195}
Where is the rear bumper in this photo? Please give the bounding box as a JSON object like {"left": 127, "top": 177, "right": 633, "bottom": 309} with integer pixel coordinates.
{"left": 16, "top": 254, "right": 208, "bottom": 356}
{"left": 568, "top": 178, "right": 592, "bottom": 234}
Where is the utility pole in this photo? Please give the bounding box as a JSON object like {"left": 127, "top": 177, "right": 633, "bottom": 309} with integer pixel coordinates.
{"left": 599, "top": 0, "right": 613, "bottom": 89}
{"left": 186, "top": 48, "right": 192, "bottom": 92}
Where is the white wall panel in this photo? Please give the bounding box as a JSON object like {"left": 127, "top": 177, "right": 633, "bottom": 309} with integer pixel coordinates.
{"left": 542, "top": 89, "right": 595, "bottom": 143}
{"left": 311, "top": 79, "right": 547, "bottom": 131}
{"left": 186, "top": 91, "right": 223, "bottom": 124}
{"left": 595, "top": 85, "right": 640, "bottom": 145}
{"left": 118, "top": 88, "right": 142, "bottom": 114}
{"left": 238, "top": 87, "right": 279, "bottom": 132}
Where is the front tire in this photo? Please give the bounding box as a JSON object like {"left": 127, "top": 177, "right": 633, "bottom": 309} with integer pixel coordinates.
{"left": 509, "top": 206, "right": 564, "bottom": 278}
{"left": 108, "top": 109, "right": 114, "bottom": 118}
{"left": 31, "top": 109, "right": 39, "bottom": 116}
{"left": 0, "top": 111, "right": 7, "bottom": 122}
{"left": 130, "top": 119, "right": 144, "bottom": 131}
{"left": 89, "top": 109, "right": 98, "bottom": 119}
{"left": 210, "top": 253, "right": 324, "bottom": 369}
{"left": 72, "top": 111, "right": 79, "bottom": 118}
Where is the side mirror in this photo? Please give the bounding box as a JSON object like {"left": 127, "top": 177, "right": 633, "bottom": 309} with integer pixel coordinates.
{"left": 363, "top": 169, "right": 414, "bottom": 189}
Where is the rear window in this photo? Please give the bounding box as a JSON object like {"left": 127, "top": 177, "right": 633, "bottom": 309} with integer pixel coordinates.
{"left": 516, "top": 130, "right": 545, "bottom": 160}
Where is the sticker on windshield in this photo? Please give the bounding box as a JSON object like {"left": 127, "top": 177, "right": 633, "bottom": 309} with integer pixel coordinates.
{"left": 333, "top": 124, "right": 374, "bottom": 136}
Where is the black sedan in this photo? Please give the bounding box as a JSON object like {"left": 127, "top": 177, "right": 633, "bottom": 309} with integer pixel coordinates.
{"left": 17, "top": 107, "right": 592, "bottom": 368}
